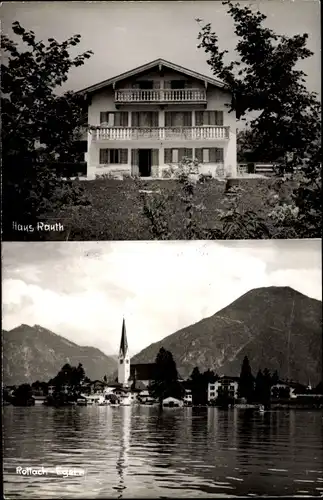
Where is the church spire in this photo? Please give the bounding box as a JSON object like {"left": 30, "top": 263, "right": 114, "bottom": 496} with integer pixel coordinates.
{"left": 118, "top": 317, "right": 130, "bottom": 387}
{"left": 119, "top": 317, "right": 128, "bottom": 357}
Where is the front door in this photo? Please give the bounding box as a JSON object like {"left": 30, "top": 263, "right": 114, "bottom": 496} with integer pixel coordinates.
{"left": 138, "top": 149, "right": 152, "bottom": 177}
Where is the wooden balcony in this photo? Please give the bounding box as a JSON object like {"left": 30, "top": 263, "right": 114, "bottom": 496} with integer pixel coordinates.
{"left": 92, "top": 126, "right": 230, "bottom": 141}
{"left": 115, "top": 89, "right": 207, "bottom": 104}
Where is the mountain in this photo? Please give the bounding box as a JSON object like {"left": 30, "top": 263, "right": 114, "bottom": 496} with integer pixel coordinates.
{"left": 131, "top": 287, "right": 322, "bottom": 385}
{"left": 2, "top": 324, "right": 118, "bottom": 386}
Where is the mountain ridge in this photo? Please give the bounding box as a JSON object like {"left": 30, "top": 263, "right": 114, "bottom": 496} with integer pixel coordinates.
{"left": 3, "top": 324, "right": 118, "bottom": 385}
{"left": 131, "top": 286, "right": 322, "bottom": 385}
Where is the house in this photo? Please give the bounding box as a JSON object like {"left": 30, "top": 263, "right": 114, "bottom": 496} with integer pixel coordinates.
{"left": 184, "top": 389, "right": 192, "bottom": 406}
{"left": 162, "top": 397, "right": 184, "bottom": 408}
{"left": 78, "top": 58, "right": 237, "bottom": 180}
{"left": 208, "top": 376, "right": 239, "bottom": 403}
{"left": 31, "top": 395, "right": 46, "bottom": 405}
{"left": 271, "top": 382, "right": 295, "bottom": 399}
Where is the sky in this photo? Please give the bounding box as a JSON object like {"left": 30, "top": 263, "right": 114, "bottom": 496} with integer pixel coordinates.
{"left": 2, "top": 240, "right": 321, "bottom": 357}
{"left": 1, "top": 0, "right": 321, "bottom": 100}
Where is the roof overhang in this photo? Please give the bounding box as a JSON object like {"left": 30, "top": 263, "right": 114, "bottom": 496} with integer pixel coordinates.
{"left": 77, "top": 58, "right": 227, "bottom": 95}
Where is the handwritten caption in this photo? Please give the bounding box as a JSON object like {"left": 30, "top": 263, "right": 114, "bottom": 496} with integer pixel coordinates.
{"left": 16, "top": 466, "right": 85, "bottom": 478}
{"left": 12, "top": 222, "right": 64, "bottom": 233}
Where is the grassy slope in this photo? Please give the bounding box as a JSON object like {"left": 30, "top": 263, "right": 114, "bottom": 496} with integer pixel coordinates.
{"left": 44, "top": 177, "right": 296, "bottom": 240}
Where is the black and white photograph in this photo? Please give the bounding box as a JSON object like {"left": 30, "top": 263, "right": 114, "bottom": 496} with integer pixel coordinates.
{"left": 2, "top": 239, "right": 323, "bottom": 498}
{"left": 1, "top": 0, "right": 322, "bottom": 498}
{"left": 1, "top": 0, "right": 321, "bottom": 240}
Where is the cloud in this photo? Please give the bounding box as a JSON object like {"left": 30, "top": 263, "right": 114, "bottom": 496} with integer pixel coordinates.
{"left": 2, "top": 241, "right": 321, "bottom": 356}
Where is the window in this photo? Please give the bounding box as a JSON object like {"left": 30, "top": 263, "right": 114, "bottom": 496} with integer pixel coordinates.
{"left": 120, "top": 360, "right": 124, "bottom": 365}
{"left": 138, "top": 80, "right": 154, "bottom": 89}
{"left": 99, "top": 149, "right": 128, "bottom": 164}
{"left": 170, "top": 80, "right": 186, "bottom": 90}
{"left": 131, "top": 112, "right": 159, "bottom": 127}
{"left": 195, "top": 111, "right": 223, "bottom": 126}
{"left": 195, "top": 148, "right": 224, "bottom": 163}
{"left": 100, "top": 112, "right": 128, "bottom": 127}
{"left": 126, "top": 360, "right": 129, "bottom": 364}
{"left": 165, "top": 112, "right": 192, "bottom": 127}
{"left": 164, "top": 148, "right": 193, "bottom": 163}
{"left": 210, "top": 392, "right": 215, "bottom": 397}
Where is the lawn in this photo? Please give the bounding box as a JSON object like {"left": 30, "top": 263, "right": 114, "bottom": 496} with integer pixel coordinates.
{"left": 41, "top": 176, "right": 297, "bottom": 240}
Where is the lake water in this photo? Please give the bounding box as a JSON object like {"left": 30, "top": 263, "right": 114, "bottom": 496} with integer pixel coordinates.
{"left": 3, "top": 406, "right": 323, "bottom": 498}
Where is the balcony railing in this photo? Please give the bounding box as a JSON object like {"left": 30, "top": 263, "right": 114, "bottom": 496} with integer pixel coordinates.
{"left": 115, "top": 89, "right": 207, "bottom": 103}
{"left": 92, "top": 126, "right": 230, "bottom": 141}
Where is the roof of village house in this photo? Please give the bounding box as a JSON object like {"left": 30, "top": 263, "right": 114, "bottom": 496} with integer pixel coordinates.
{"left": 77, "top": 58, "right": 226, "bottom": 95}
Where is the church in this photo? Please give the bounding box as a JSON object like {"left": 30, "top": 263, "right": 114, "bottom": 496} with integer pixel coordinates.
{"left": 116, "top": 318, "right": 157, "bottom": 391}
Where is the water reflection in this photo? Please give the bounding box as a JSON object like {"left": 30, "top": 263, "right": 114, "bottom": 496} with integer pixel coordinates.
{"left": 3, "top": 407, "right": 323, "bottom": 498}
{"left": 114, "top": 407, "right": 131, "bottom": 498}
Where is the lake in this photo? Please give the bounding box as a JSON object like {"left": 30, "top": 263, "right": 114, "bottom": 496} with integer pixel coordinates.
{"left": 3, "top": 406, "right": 323, "bottom": 498}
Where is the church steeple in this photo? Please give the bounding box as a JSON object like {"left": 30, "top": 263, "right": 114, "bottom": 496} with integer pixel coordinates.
{"left": 119, "top": 318, "right": 128, "bottom": 357}
{"left": 118, "top": 318, "right": 130, "bottom": 386}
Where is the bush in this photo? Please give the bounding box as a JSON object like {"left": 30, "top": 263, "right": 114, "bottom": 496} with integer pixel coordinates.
{"left": 49, "top": 162, "right": 87, "bottom": 177}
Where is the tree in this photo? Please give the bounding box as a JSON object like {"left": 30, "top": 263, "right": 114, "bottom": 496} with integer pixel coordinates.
{"left": 197, "top": 1, "right": 321, "bottom": 237}
{"left": 254, "top": 368, "right": 272, "bottom": 405}
{"left": 271, "top": 370, "right": 280, "bottom": 386}
{"left": 12, "top": 384, "right": 34, "bottom": 406}
{"left": 1, "top": 22, "right": 93, "bottom": 240}
{"left": 149, "top": 347, "right": 184, "bottom": 407}
{"left": 238, "top": 356, "right": 254, "bottom": 402}
{"left": 197, "top": 1, "right": 321, "bottom": 171}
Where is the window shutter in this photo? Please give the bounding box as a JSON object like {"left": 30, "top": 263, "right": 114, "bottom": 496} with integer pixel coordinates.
{"left": 203, "top": 149, "right": 210, "bottom": 163}
{"left": 152, "top": 149, "right": 159, "bottom": 166}
{"left": 183, "top": 112, "right": 192, "bottom": 127}
{"left": 172, "top": 149, "right": 179, "bottom": 163}
{"left": 153, "top": 80, "right": 160, "bottom": 89}
{"left": 210, "top": 148, "right": 224, "bottom": 162}
{"left": 120, "top": 112, "right": 128, "bottom": 127}
{"left": 164, "top": 80, "right": 172, "bottom": 89}
{"left": 195, "top": 111, "right": 203, "bottom": 126}
{"left": 195, "top": 148, "right": 203, "bottom": 162}
{"left": 108, "top": 113, "right": 115, "bottom": 127}
{"left": 209, "top": 111, "right": 216, "bottom": 126}
{"left": 164, "top": 149, "right": 172, "bottom": 163}
{"left": 216, "top": 148, "right": 224, "bottom": 162}
{"left": 131, "top": 149, "right": 139, "bottom": 166}
{"left": 215, "top": 111, "right": 224, "bottom": 126}
{"left": 132, "top": 112, "right": 139, "bottom": 127}
{"left": 165, "top": 112, "right": 172, "bottom": 127}
{"left": 100, "top": 112, "right": 108, "bottom": 124}
{"left": 120, "top": 149, "right": 128, "bottom": 164}
{"left": 178, "top": 148, "right": 184, "bottom": 162}
{"left": 114, "top": 113, "right": 121, "bottom": 127}
{"left": 151, "top": 112, "right": 159, "bottom": 127}
{"left": 100, "top": 149, "right": 109, "bottom": 164}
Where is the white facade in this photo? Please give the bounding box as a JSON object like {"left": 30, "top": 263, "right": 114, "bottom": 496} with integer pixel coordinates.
{"left": 118, "top": 319, "right": 130, "bottom": 387}
{"left": 184, "top": 389, "right": 192, "bottom": 405}
{"left": 208, "top": 378, "right": 239, "bottom": 402}
{"left": 79, "top": 59, "right": 237, "bottom": 180}
{"left": 162, "top": 397, "right": 184, "bottom": 407}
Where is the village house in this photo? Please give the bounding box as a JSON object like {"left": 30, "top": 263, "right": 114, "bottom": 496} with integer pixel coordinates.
{"left": 208, "top": 376, "right": 239, "bottom": 403}
{"left": 78, "top": 58, "right": 237, "bottom": 180}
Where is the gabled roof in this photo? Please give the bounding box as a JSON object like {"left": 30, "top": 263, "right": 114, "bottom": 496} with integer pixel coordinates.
{"left": 77, "top": 58, "right": 226, "bottom": 95}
